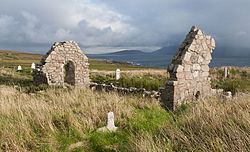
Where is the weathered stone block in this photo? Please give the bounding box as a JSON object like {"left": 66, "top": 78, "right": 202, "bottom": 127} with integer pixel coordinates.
{"left": 192, "top": 64, "right": 201, "bottom": 71}
{"left": 192, "top": 71, "right": 199, "bottom": 78}
{"left": 203, "top": 53, "right": 212, "bottom": 61}
{"left": 183, "top": 52, "right": 192, "bottom": 62}
{"left": 198, "top": 56, "right": 204, "bottom": 63}
{"left": 184, "top": 65, "right": 191, "bottom": 72}
{"left": 174, "top": 65, "right": 184, "bottom": 72}
{"left": 202, "top": 72, "right": 209, "bottom": 77}
{"left": 176, "top": 72, "right": 185, "bottom": 79}
{"left": 201, "top": 65, "right": 209, "bottom": 72}
{"left": 185, "top": 72, "right": 193, "bottom": 80}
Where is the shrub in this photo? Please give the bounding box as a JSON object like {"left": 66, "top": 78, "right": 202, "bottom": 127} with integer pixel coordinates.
{"left": 91, "top": 74, "right": 115, "bottom": 84}
{"left": 240, "top": 70, "right": 249, "bottom": 78}
{"left": 213, "top": 78, "right": 250, "bottom": 95}
{"left": 91, "top": 74, "right": 167, "bottom": 91}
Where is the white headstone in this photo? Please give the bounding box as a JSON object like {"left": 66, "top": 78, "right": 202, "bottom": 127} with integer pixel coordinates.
{"left": 115, "top": 69, "right": 121, "bottom": 80}
{"left": 107, "top": 112, "right": 117, "bottom": 131}
{"left": 31, "top": 63, "right": 36, "bottom": 69}
{"left": 224, "top": 67, "right": 228, "bottom": 78}
{"left": 17, "top": 65, "right": 22, "bottom": 71}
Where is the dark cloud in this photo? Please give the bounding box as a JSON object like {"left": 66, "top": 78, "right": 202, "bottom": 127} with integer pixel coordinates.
{"left": 0, "top": 0, "right": 249, "bottom": 54}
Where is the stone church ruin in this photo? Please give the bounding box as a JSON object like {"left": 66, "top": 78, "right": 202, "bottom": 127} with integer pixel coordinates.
{"left": 161, "top": 26, "right": 216, "bottom": 110}
{"left": 33, "top": 41, "right": 90, "bottom": 87}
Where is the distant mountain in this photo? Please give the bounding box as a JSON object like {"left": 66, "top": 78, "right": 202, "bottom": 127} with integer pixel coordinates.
{"left": 88, "top": 45, "right": 178, "bottom": 56}
{"left": 87, "top": 46, "right": 177, "bottom": 68}
{"left": 151, "top": 45, "right": 178, "bottom": 56}
{"left": 87, "top": 45, "right": 250, "bottom": 68}
{"left": 106, "top": 50, "right": 147, "bottom": 55}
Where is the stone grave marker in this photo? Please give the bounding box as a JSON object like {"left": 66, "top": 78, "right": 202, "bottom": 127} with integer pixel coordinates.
{"left": 31, "top": 63, "right": 36, "bottom": 70}
{"left": 115, "top": 69, "right": 121, "bottom": 80}
{"left": 224, "top": 67, "right": 228, "bottom": 78}
{"left": 107, "top": 112, "right": 117, "bottom": 131}
{"left": 17, "top": 65, "right": 22, "bottom": 71}
{"left": 97, "top": 111, "right": 118, "bottom": 132}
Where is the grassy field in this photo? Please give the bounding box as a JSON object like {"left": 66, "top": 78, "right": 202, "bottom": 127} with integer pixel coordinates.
{"left": 0, "top": 50, "right": 250, "bottom": 151}
{"left": 0, "top": 67, "right": 249, "bottom": 151}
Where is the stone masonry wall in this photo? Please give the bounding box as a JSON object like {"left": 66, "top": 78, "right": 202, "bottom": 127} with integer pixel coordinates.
{"left": 33, "top": 41, "right": 90, "bottom": 87}
{"left": 161, "top": 26, "right": 216, "bottom": 110}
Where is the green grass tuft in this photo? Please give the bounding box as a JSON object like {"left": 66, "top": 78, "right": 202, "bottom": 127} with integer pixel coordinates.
{"left": 129, "top": 107, "right": 172, "bottom": 134}
{"left": 89, "top": 131, "right": 128, "bottom": 152}
{"left": 56, "top": 127, "right": 84, "bottom": 151}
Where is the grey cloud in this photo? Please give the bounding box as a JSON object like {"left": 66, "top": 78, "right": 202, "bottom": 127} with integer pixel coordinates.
{"left": 0, "top": 0, "right": 250, "bottom": 54}
{"left": 0, "top": 0, "right": 136, "bottom": 52}
{"left": 95, "top": 0, "right": 250, "bottom": 46}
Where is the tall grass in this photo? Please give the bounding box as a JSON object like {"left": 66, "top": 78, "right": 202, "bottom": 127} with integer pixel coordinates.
{"left": 0, "top": 85, "right": 249, "bottom": 151}
{"left": 0, "top": 67, "right": 249, "bottom": 151}
{"left": 0, "top": 85, "right": 159, "bottom": 151}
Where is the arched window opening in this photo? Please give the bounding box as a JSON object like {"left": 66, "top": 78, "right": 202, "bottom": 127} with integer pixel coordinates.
{"left": 64, "top": 61, "right": 75, "bottom": 85}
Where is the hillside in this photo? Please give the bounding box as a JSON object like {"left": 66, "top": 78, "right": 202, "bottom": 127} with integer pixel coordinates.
{"left": 151, "top": 45, "right": 178, "bottom": 56}
{"left": 0, "top": 50, "right": 150, "bottom": 71}
{"left": 0, "top": 50, "right": 42, "bottom": 60}
{"left": 106, "top": 50, "right": 147, "bottom": 55}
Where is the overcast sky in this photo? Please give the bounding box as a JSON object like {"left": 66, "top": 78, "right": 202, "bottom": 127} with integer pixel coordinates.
{"left": 0, "top": 0, "right": 249, "bottom": 54}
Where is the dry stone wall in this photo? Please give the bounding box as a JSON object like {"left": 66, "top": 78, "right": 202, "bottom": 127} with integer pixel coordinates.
{"left": 161, "top": 26, "right": 216, "bottom": 110}
{"left": 33, "top": 41, "right": 90, "bottom": 87}
{"left": 90, "top": 82, "right": 161, "bottom": 99}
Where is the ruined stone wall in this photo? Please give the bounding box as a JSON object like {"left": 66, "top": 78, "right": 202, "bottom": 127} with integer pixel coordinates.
{"left": 33, "top": 41, "right": 90, "bottom": 87}
{"left": 161, "top": 26, "right": 215, "bottom": 110}
{"left": 89, "top": 82, "right": 161, "bottom": 99}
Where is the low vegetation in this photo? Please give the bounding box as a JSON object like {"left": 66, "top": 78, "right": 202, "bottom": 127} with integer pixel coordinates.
{"left": 0, "top": 85, "right": 249, "bottom": 151}
{"left": 211, "top": 67, "right": 250, "bottom": 95}
{"left": 89, "top": 59, "right": 152, "bottom": 71}
{"left": 91, "top": 72, "right": 168, "bottom": 91}
{"left": 0, "top": 51, "right": 250, "bottom": 151}
{"left": 0, "top": 67, "right": 249, "bottom": 151}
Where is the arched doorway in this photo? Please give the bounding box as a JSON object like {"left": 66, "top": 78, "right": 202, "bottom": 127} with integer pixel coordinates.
{"left": 64, "top": 61, "right": 75, "bottom": 85}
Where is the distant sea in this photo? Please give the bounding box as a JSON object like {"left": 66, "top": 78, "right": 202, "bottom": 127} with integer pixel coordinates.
{"left": 211, "top": 57, "right": 250, "bottom": 67}
{"left": 87, "top": 54, "right": 250, "bottom": 68}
